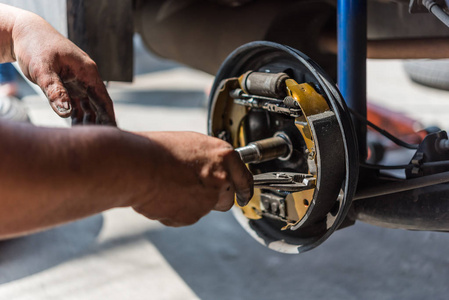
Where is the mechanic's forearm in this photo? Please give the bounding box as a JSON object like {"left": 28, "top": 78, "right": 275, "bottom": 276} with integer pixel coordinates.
{"left": 0, "top": 121, "right": 158, "bottom": 239}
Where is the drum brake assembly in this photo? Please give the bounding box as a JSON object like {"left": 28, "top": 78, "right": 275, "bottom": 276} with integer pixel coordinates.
{"left": 208, "top": 42, "right": 358, "bottom": 253}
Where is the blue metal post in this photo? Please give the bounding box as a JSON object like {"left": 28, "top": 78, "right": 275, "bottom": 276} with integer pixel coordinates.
{"left": 338, "top": 0, "right": 367, "bottom": 159}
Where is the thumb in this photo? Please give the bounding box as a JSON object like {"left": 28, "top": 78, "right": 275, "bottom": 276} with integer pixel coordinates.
{"left": 37, "top": 72, "right": 72, "bottom": 118}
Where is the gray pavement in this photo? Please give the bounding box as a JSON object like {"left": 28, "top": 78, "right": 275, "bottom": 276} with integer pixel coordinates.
{"left": 1, "top": 42, "right": 449, "bottom": 299}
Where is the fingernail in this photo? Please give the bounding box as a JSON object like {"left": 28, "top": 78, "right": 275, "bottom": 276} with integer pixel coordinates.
{"left": 57, "top": 102, "right": 71, "bottom": 113}
{"left": 62, "top": 101, "right": 70, "bottom": 110}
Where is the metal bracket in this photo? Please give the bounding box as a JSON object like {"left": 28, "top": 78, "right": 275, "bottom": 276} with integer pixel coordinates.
{"left": 254, "top": 172, "right": 316, "bottom": 192}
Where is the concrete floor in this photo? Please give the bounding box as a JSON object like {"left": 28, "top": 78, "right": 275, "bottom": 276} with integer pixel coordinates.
{"left": 1, "top": 39, "right": 449, "bottom": 299}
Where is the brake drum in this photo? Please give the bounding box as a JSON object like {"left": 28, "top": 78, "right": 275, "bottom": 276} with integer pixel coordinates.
{"left": 208, "top": 41, "right": 358, "bottom": 253}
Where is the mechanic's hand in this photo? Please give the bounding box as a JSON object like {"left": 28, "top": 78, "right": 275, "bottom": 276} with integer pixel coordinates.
{"left": 12, "top": 11, "right": 116, "bottom": 125}
{"left": 132, "top": 131, "right": 254, "bottom": 227}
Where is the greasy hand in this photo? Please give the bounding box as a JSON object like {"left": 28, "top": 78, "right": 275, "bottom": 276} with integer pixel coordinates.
{"left": 12, "top": 12, "right": 116, "bottom": 125}
{"left": 132, "top": 132, "right": 254, "bottom": 227}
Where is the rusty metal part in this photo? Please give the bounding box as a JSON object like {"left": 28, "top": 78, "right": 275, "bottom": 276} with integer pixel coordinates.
{"left": 235, "top": 133, "right": 293, "bottom": 164}
{"left": 320, "top": 34, "right": 449, "bottom": 59}
{"left": 239, "top": 71, "right": 289, "bottom": 99}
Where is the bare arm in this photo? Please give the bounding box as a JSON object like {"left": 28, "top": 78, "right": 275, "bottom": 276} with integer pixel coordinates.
{"left": 0, "top": 4, "right": 253, "bottom": 239}
{"left": 0, "top": 121, "right": 253, "bottom": 239}
{"left": 0, "top": 4, "right": 115, "bottom": 125}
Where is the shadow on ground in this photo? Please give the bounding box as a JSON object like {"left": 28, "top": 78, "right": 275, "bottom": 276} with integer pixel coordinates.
{"left": 146, "top": 211, "right": 449, "bottom": 300}
{"left": 0, "top": 215, "right": 103, "bottom": 284}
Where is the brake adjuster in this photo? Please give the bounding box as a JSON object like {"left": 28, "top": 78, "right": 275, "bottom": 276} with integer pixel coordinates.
{"left": 208, "top": 42, "right": 358, "bottom": 253}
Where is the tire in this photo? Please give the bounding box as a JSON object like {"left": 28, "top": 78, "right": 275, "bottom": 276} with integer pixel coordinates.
{"left": 403, "top": 59, "right": 449, "bottom": 91}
